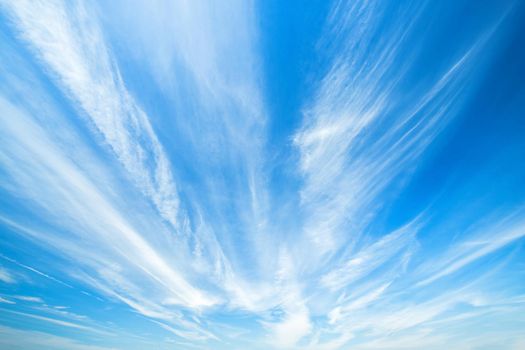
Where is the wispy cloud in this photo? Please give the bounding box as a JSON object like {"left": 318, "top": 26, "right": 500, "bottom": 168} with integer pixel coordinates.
{"left": 0, "top": 297, "right": 15, "bottom": 305}
{"left": 416, "top": 212, "right": 525, "bottom": 287}
{"left": 0, "top": 95, "right": 215, "bottom": 334}
{"left": 0, "top": 0, "right": 523, "bottom": 348}
{"left": 0, "top": 253, "right": 73, "bottom": 288}
{"left": 1, "top": 309, "right": 112, "bottom": 335}
{"left": 0, "top": 0, "right": 270, "bottom": 344}
{"left": 0, "top": 267, "right": 15, "bottom": 284}
{"left": 294, "top": 2, "right": 489, "bottom": 259}
{"left": 262, "top": 248, "right": 312, "bottom": 348}
{"left": 320, "top": 220, "right": 418, "bottom": 292}
{"left": 287, "top": 0, "right": 523, "bottom": 348}
{"left": 2, "top": 0, "right": 181, "bottom": 229}
{"left": 0, "top": 325, "right": 116, "bottom": 350}
{"left": 12, "top": 295, "right": 44, "bottom": 303}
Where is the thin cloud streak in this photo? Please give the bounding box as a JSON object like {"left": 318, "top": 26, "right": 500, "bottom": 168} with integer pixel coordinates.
{"left": 0, "top": 96, "right": 215, "bottom": 334}
{"left": 2, "top": 0, "right": 182, "bottom": 229}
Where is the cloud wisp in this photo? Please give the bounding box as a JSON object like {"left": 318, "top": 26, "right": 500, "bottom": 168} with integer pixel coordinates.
{"left": 0, "top": 0, "right": 524, "bottom": 349}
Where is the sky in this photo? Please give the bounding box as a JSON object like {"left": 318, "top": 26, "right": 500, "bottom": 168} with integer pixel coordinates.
{"left": 0, "top": 0, "right": 524, "bottom": 349}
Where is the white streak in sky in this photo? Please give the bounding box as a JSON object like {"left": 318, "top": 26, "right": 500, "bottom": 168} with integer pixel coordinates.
{"left": 0, "top": 267, "right": 15, "bottom": 284}
{"left": 295, "top": 19, "right": 478, "bottom": 258}
{"left": 1, "top": 309, "right": 112, "bottom": 335}
{"left": 416, "top": 213, "right": 525, "bottom": 287}
{"left": 1, "top": 0, "right": 181, "bottom": 228}
{"left": 0, "top": 253, "right": 73, "bottom": 288}
{"left": 0, "top": 96, "right": 216, "bottom": 335}
{"left": 12, "top": 295, "right": 44, "bottom": 303}
{"left": 0, "top": 325, "right": 115, "bottom": 350}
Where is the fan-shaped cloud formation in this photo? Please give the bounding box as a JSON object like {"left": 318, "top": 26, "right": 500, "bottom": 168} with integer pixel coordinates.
{"left": 0, "top": 0, "right": 524, "bottom": 349}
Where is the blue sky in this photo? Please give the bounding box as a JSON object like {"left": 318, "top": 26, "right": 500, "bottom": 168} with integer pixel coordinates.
{"left": 0, "top": 0, "right": 524, "bottom": 349}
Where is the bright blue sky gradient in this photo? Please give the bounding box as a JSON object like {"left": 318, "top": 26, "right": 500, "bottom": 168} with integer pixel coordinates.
{"left": 1, "top": 1, "right": 524, "bottom": 349}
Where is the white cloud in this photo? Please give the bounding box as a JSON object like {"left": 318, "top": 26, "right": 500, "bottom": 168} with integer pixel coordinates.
{"left": 12, "top": 295, "right": 44, "bottom": 303}
{"left": 0, "top": 325, "right": 116, "bottom": 350}
{"left": 416, "top": 214, "right": 525, "bottom": 287}
{"left": 1, "top": 309, "right": 112, "bottom": 336}
{"left": 0, "top": 297, "right": 15, "bottom": 305}
{"left": 321, "top": 222, "right": 417, "bottom": 291}
{"left": 0, "top": 267, "right": 15, "bottom": 284}
{"left": 2, "top": 0, "right": 181, "bottom": 229}
{"left": 0, "top": 96, "right": 215, "bottom": 334}
{"left": 262, "top": 248, "right": 312, "bottom": 348}
{"left": 0, "top": 0, "right": 270, "bottom": 341}
{"left": 291, "top": 0, "right": 503, "bottom": 270}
